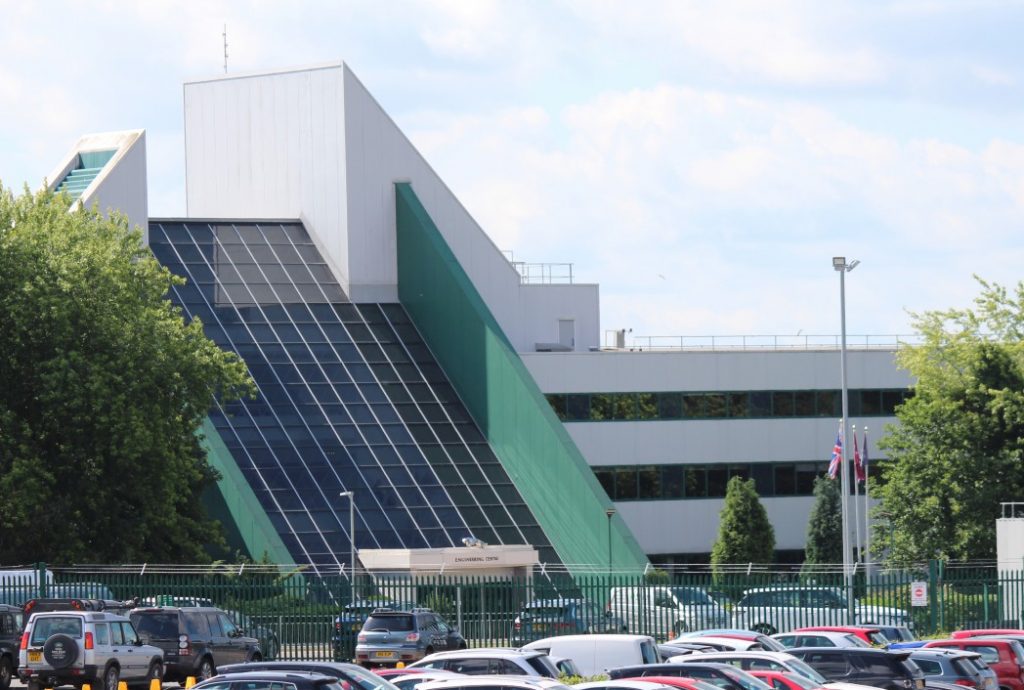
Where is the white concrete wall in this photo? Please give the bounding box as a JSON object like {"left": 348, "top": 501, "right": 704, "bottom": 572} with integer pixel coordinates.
{"left": 521, "top": 347, "right": 907, "bottom": 555}
{"left": 519, "top": 283, "right": 600, "bottom": 351}
{"left": 184, "top": 64, "right": 350, "bottom": 287}
{"left": 46, "top": 129, "right": 149, "bottom": 242}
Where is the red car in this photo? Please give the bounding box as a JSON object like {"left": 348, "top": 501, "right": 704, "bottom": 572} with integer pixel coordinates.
{"left": 953, "top": 631, "right": 1024, "bottom": 640}
{"left": 748, "top": 670, "right": 828, "bottom": 690}
{"left": 794, "top": 626, "right": 889, "bottom": 647}
{"left": 625, "top": 676, "right": 723, "bottom": 690}
{"left": 925, "top": 639, "right": 1024, "bottom": 690}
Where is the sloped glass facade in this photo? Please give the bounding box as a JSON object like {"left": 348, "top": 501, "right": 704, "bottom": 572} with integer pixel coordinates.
{"left": 149, "top": 220, "right": 558, "bottom": 569}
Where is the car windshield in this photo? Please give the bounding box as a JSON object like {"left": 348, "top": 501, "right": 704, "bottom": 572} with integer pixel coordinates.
{"left": 364, "top": 615, "right": 414, "bottom": 632}
{"left": 30, "top": 616, "right": 82, "bottom": 644}
{"left": 867, "top": 632, "right": 889, "bottom": 646}
{"left": 779, "top": 673, "right": 823, "bottom": 690}
{"left": 671, "top": 588, "right": 714, "bottom": 605}
{"left": 723, "top": 669, "right": 774, "bottom": 690}
{"left": 787, "top": 659, "right": 828, "bottom": 684}
{"left": 130, "top": 613, "right": 179, "bottom": 639}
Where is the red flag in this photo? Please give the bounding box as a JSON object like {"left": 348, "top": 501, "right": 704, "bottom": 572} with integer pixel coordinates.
{"left": 854, "top": 429, "right": 865, "bottom": 483}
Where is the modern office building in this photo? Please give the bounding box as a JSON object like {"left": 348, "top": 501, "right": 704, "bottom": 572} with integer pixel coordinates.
{"left": 34, "top": 62, "right": 911, "bottom": 574}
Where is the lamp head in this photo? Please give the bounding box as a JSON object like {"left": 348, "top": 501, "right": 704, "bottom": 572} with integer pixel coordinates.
{"left": 605, "top": 507, "right": 617, "bottom": 518}
{"left": 832, "top": 256, "right": 846, "bottom": 271}
{"left": 848, "top": 259, "right": 860, "bottom": 271}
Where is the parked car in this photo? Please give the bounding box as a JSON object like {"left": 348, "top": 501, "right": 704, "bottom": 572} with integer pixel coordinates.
{"left": 192, "top": 670, "right": 345, "bottom": 690}
{"left": 679, "top": 631, "right": 788, "bottom": 653}
{"left": 222, "top": 610, "right": 280, "bottom": 661}
{"left": 524, "top": 634, "right": 660, "bottom": 676}
{"left": 876, "top": 629, "right": 917, "bottom": 645}
{"left": 334, "top": 601, "right": 409, "bottom": 661}
{"left": 792, "top": 629, "right": 890, "bottom": 648}
{"left": 387, "top": 670, "right": 465, "bottom": 690}
{"left": 669, "top": 651, "right": 831, "bottom": 687}
{"left": 609, "top": 587, "right": 731, "bottom": 637}
{"left": 772, "top": 632, "right": 869, "bottom": 649}
{"left": 511, "top": 599, "right": 627, "bottom": 645}
{"left": 747, "top": 670, "right": 829, "bottom": 690}
{"left": 217, "top": 660, "right": 401, "bottom": 690}
{"left": 952, "top": 633, "right": 1024, "bottom": 641}
{"left": 732, "top": 589, "right": 911, "bottom": 636}
{"left": 619, "top": 677, "right": 732, "bottom": 690}
{"left": 608, "top": 662, "right": 773, "bottom": 690}
{"left": 18, "top": 609, "right": 165, "bottom": 690}
{"left": 410, "top": 649, "right": 559, "bottom": 677}
{"left": 659, "top": 643, "right": 717, "bottom": 659}
{"left": 129, "top": 605, "right": 262, "bottom": 681}
{"left": 414, "top": 676, "right": 571, "bottom": 690}
{"left": 907, "top": 650, "right": 993, "bottom": 690}
{"left": 575, "top": 681, "right": 714, "bottom": 690}
{"left": 354, "top": 608, "right": 465, "bottom": 668}
{"left": 0, "top": 604, "right": 22, "bottom": 690}
{"left": 924, "top": 640, "right": 1024, "bottom": 690}
{"left": 685, "top": 637, "right": 781, "bottom": 652}
{"left": 785, "top": 647, "right": 926, "bottom": 690}
{"left": 23, "top": 598, "right": 137, "bottom": 624}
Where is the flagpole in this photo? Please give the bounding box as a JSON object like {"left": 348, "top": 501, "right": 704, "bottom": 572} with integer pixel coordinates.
{"left": 853, "top": 423, "right": 862, "bottom": 565}
{"left": 834, "top": 256, "right": 858, "bottom": 625}
{"left": 864, "top": 427, "right": 871, "bottom": 579}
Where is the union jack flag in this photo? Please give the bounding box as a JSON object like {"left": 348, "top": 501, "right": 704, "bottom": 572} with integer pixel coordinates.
{"left": 828, "top": 422, "right": 843, "bottom": 479}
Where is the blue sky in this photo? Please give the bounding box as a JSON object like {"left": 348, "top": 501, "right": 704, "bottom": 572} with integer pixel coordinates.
{"left": 3, "top": 0, "right": 1023, "bottom": 342}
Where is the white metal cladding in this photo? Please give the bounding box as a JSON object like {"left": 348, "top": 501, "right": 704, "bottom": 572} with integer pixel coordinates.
{"left": 183, "top": 62, "right": 600, "bottom": 353}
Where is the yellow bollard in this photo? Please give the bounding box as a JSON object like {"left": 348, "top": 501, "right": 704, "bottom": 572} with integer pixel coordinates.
{"left": 395, "top": 662, "right": 405, "bottom": 669}
{"left": 150, "top": 679, "right": 162, "bottom": 690}
{"left": 185, "top": 677, "right": 197, "bottom": 689}
{"left": 119, "top": 682, "right": 129, "bottom": 690}
{"left": 83, "top": 685, "right": 92, "bottom": 690}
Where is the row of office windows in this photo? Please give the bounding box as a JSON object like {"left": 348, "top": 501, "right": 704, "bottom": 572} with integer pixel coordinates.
{"left": 547, "top": 388, "right": 911, "bottom": 422}
{"left": 594, "top": 461, "right": 873, "bottom": 501}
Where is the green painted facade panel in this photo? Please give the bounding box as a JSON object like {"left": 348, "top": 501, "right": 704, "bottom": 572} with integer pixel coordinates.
{"left": 395, "top": 183, "right": 648, "bottom": 574}
{"left": 200, "top": 418, "right": 296, "bottom": 566}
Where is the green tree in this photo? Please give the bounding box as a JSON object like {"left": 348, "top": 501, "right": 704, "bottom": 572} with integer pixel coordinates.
{"left": 0, "top": 186, "right": 254, "bottom": 563}
{"left": 802, "top": 475, "right": 843, "bottom": 570}
{"left": 711, "top": 476, "right": 775, "bottom": 575}
{"left": 876, "top": 278, "right": 1024, "bottom": 564}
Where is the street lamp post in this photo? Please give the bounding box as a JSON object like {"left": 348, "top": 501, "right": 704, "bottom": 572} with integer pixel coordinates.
{"left": 605, "top": 507, "right": 616, "bottom": 576}
{"left": 833, "top": 256, "right": 859, "bottom": 624}
{"left": 340, "top": 491, "right": 355, "bottom": 603}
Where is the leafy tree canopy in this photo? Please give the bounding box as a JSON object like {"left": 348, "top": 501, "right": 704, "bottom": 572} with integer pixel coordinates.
{"left": 0, "top": 186, "right": 254, "bottom": 563}
{"left": 803, "top": 475, "right": 842, "bottom": 569}
{"left": 711, "top": 476, "right": 775, "bottom": 575}
{"left": 877, "top": 277, "right": 1024, "bottom": 564}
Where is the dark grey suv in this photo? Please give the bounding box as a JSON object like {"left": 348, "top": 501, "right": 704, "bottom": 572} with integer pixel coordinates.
{"left": 788, "top": 647, "right": 926, "bottom": 690}
{"left": 129, "top": 606, "right": 261, "bottom": 681}
{"left": 354, "top": 608, "right": 465, "bottom": 668}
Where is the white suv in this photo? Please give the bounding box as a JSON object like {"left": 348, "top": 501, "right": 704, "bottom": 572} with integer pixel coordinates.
{"left": 731, "top": 587, "right": 911, "bottom": 635}
{"left": 18, "top": 610, "right": 165, "bottom": 690}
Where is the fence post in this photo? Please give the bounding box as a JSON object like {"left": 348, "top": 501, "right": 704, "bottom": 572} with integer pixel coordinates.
{"left": 36, "top": 561, "right": 47, "bottom": 598}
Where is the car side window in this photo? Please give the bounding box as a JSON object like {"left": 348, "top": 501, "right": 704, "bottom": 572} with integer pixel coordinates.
{"left": 654, "top": 592, "right": 676, "bottom": 608}
{"left": 749, "top": 659, "right": 782, "bottom": 671}
{"left": 206, "top": 613, "right": 226, "bottom": 636}
{"left": 915, "top": 660, "right": 940, "bottom": 674}
{"left": 121, "top": 622, "right": 139, "bottom": 644}
{"left": 435, "top": 616, "right": 449, "bottom": 634}
{"left": 858, "top": 656, "right": 898, "bottom": 674}
{"left": 110, "top": 622, "right": 126, "bottom": 645}
{"left": 451, "top": 658, "right": 491, "bottom": 674}
{"left": 973, "top": 647, "right": 1000, "bottom": 664}
{"left": 185, "top": 613, "right": 209, "bottom": 638}
{"left": 94, "top": 623, "right": 110, "bottom": 646}
{"left": 776, "top": 635, "right": 796, "bottom": 647}
{"left": 219, "top": 614, "right": 238, "bottom": 637}
{"left": 806, "top": 652, "right": 849, "bottom": 675}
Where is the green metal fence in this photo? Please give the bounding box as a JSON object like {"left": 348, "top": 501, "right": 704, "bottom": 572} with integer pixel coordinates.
{"left": 2, "top": 562, "right": 1022, "bottom": 662}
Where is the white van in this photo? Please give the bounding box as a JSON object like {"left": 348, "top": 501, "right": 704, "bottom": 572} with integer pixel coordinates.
{"left": 609, "top": 586, "right": 730, "bottom": 637}
{"left": 523, "top": 633, "right": 659, "bottom": 676}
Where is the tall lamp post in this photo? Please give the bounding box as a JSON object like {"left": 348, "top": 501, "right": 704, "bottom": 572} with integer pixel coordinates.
{"left": 605, "top": 507, "right": 617, "bottom": 576}
{"left": 833, "top": 256, "right": 859, "bottom": 624}
{"left": 340, "top": 491, "right": 355, "bottom": 603}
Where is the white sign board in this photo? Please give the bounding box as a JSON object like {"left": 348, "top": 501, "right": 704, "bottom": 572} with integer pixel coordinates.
{"left": 911, "top": 581, "right": 929, "bottom": 607}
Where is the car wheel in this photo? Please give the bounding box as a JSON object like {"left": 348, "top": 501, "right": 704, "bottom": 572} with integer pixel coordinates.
{"left": 103, "top": 664, "right": 120, "bottom": 690}
{"left": 0, "top": 656, "right": 12, "bottom": 690}
{"left": 147, "top": 660, "right": 164, "bottom": 684}
{"left": 752, "top": 623, "right": 777, "bottom": 635}
{"left": 198, "top": 657, "right": 215, "bottom": 680}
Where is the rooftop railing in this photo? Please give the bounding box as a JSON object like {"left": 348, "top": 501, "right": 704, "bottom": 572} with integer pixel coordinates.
{"left": 602, "top": 331, "right": 923, "bottom": 351}
{"left": 511, "top": 261, "right": 575, "bottom": 284}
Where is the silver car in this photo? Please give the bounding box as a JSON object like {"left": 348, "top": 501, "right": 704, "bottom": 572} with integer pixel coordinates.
{"left": 18, "top": 610, "right": 164, "bottom": 690}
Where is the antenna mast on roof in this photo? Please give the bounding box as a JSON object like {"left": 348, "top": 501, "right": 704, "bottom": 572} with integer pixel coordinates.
{"left": 223, "top": 24, "right": 228, "bottom": 73}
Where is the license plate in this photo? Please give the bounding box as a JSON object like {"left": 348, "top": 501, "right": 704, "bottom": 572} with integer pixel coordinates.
{"left": 534, "top": 623, "right": 547, "bottom": 631}
{"left": 28, "top": 651, "right": 41, "bottom": 663}
{"left": 374, "top": 651, "right": 395, "bottom": 659}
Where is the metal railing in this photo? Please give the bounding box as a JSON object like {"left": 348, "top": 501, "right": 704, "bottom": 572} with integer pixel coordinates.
{"left": 602, "top": 332, "right": 924, "bottom": 351}
{"left": 511, "top": 262, "right": 575, "bottom": 284}
{"left": 3, "top": 560, "right": 1023, "bottom": 657}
